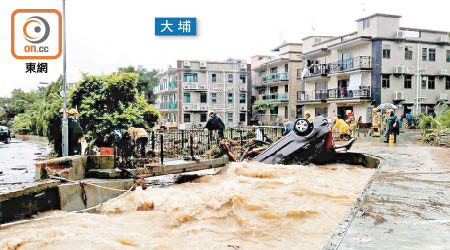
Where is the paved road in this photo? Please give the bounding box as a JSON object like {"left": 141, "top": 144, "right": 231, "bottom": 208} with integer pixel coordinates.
{"left": 0, "top": 138, "right": 50, "bottom": 193}
{"left": 325, "top": 131, "right": 450, "bottom": 250}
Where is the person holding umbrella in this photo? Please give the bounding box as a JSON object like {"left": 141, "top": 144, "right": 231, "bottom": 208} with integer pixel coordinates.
{"left": 384, "top": 109, "right": 399, "bottom": 143}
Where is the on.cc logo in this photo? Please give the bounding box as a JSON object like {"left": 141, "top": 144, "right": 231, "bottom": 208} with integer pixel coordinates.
{"left": 23, "top": 16, "right": 50, "bottom": 44}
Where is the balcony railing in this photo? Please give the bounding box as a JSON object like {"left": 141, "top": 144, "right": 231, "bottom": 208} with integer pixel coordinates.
{"left": 262, "top": 73, "right": 288, "bottom": 83}
{"left": 296, "top": 90, "right": 328, "bottom": 102}
{"left": 327, "top": 86, "right": 370, "bottom": 99}
{"left": 297, "top": 86, "right": 370, "bottom": 102}
{"left": 263, "top": 93, "right": 288, "bottom": 102}
{"left": 304, "top": 64, "right": 330, "bottom": 78}
{"left": 159, "top": 102, "right": 178, "bottom": 110}
{"left": 329, "top": 56, "right": 371, "bottom": 73}
{"left": 257, "top": 114, "right": 284, "bottom": 124}
{"left": 153, "top": 82, "right": 177, "bottom": 93}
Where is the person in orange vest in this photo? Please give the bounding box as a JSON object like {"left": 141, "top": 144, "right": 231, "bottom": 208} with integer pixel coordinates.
{"left": 332, "top": 117, "right": 350, "bottom": 141}
{"left": 127, "top": 125, "right": 149, "bottom": 157}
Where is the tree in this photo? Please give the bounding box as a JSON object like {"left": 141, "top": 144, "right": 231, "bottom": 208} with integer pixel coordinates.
{"left": 117, "top": 65, "right": 159, "bottom": 103}
{"left": 71, "top": 72, "right": 161, "bottom": 148}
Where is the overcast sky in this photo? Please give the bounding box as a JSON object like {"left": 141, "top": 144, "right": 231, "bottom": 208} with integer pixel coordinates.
{"left": 1, "top": 0, "right": 449, "bottom": 96}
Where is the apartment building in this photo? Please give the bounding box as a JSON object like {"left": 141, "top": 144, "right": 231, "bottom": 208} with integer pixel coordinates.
{"left": 154, "top": 59, "right": 251, "bottom": 128}
{"left": 298, "top": 13, "right": 450, "bottom": 125}
{"left": 251, "top": 43, "right": 303, "bottom": 125}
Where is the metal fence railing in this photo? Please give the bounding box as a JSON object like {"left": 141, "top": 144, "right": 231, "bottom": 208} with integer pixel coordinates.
{"left": 147, "top": 126, "right": 283, "bottom": 163}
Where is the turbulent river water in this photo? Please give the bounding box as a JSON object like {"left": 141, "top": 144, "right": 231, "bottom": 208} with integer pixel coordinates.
{"left": 0, "top": 162, "right": 374, "bottom": 250}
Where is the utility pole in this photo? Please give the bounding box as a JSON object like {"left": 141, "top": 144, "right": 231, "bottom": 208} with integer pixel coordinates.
{"left": 61, "top": 0, "right": 69, "bottom": 156}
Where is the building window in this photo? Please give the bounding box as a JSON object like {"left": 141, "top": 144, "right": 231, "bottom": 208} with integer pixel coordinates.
{"left": 447, "top": 50, "right": 450, "bottom": 63}
{"left": 363, "top": 18, "right": 370, "bottom": 29}
{"left": 315, "top": 107, "right": 328, "bottom": 117}
{"left": 200, "top": 93, "right": 207, "bottom": 103}
{"left": 240, "top": 112, "right": 246, "bottom": 122}
{"left": 183, "top": 73, "right": 198, "bottom": 82}
{"left": 240, "top": 94, "right": 246, "bottom": 103}
{"left": 184, "top": 113, "right": 191, "bottom": 123}
{"left": 285, "top": 85, "right": 289, "bottom": 93}
{"left": 240, "top": 75, "right": 246, "bottom": 84}
{"left": 428, "top": 76, "right": 435, "bottom": 89}
{"left": 228, "top": 93, "right": 233, "bottom": 104}
{"left": 227, "top": 113, "right": 233, "bottom": 123}
{"left": 404, "top": 75, "right": 412, "bottom": 89}
{"left": 183, "top": 93, "right": 191, "bottom": 103}
{"left": 212, "top": 74, "right": 217, "bottom": 83}
{"left": 228, "top": 74, "right": 233, "bottom": 83}
{"left": 405, "top": 46, "right": 413, "bottom": 60}
{"left": 382, "top": 74, "right": 390, "bottom": 88}
{"left": 200, "top": 113, "right": 207, "bottom": 122}
{"left": 429, "top": 48, "right": 436, "bottom": 62}
{"left": 422, "top": 48, "right": 427, "bottom": 61}
{"left": 382, "top": 45, "right": 391, "bottom": 59}
{"left": 446, "top": 76, "right": 450, "bottom": 90}
{"left": 285, "top": 64, "right": 289, "bottom": 73}
{"left": 421, "top": 76, "right": 427, "bottom": 89}
{"left": 211, "top": 93, "right": 217, "bottom": 103}
{"left": 270, "top": 67, "right": 277, "bottom": 74}
{"left": 270, "top": 106, "right": 278, "bottom": 115}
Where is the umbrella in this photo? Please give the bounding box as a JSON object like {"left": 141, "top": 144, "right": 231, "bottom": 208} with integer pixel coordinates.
{"left": 377, "top": 103, "right": 398, "bottom": 110}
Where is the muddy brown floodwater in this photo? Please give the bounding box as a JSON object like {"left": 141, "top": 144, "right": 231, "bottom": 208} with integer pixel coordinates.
{"left": 0, "top": 162, "right": 374, "bottom": 250}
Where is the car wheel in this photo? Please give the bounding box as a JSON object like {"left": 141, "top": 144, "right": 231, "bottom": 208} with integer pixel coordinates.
{"left": 294, "top": 118, "right": 313, "bottom": 136}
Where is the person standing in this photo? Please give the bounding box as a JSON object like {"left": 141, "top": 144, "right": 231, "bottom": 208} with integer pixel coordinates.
{"left": 384, "top": 109, "right": 399, "bottom": 143}
{"left": 406, "top": 112, "right": 413, "bottom": 128}
{"left": 68, "top": 109, "right": 83, "bottom": 155}
{"left": 204, "top": 111, "right": 225, "bottom": 140}
{"left": 127, "top": 126, "right": 149, "bottom": 157}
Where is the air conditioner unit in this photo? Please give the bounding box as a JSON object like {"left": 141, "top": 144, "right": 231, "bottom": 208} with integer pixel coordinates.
{"left": 200, "top": 61, "right": 207, "bottom": 68}
{"left": 394, "top": 91, "right": 405, "bottom": 101}
{"left": 240, "top": 63, "right": 247, "bottom": 70}
{"left": 396, "top": 31, "right": 405, "bottom": 39}
{"left": 183, "top": 61, "right": 191, "bottom": 67}
{"left": 440, "top": 93, "right": 448, "bottom": 101}
{"left": 439, "top": 35, "right": 449, "bottom": 44}
{"left": 394, "top": 65, "right": 406, "bottom": 74}
{"left": 439, "top": 69, "right": 448, "bottom": 75}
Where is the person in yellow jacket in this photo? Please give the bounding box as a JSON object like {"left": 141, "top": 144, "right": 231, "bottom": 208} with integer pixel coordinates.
{"left": 305, "top": 111, "right": 313, "bottom": 123}
{"left": 332, "top": 117, "right": 350, "bottom": 141}
{"left": 127, "top": 126, "right": 149, "bottom": 157}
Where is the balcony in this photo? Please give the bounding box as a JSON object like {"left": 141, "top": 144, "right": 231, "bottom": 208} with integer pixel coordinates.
{"left": 329, "top": 56, "right": 371, "bottom": 74}
{"left": 303, "top": 64, "right": 330, "bottom": 79}
{"left": 257, "top": 114, "right": 284, "bottom": 124}
{"left": 297, "top": 86, "right": 370, "bottom": 103}
{"left": 159, "top": 102, "right": 178, "bottom": 111}
{"left": 327, "top": 86, "right": 370, "bottom": 99}
{"left": 296, "top": 90, "right": 328, "bottom": 102}
{"left": 262, "top": 93, "right": 289, "bottom": 104}
{"left": 262, "top": 73, "right": 289, "bottom": 83}
{"left": 153, "top": 82, "right": 177, "bottom": 94}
